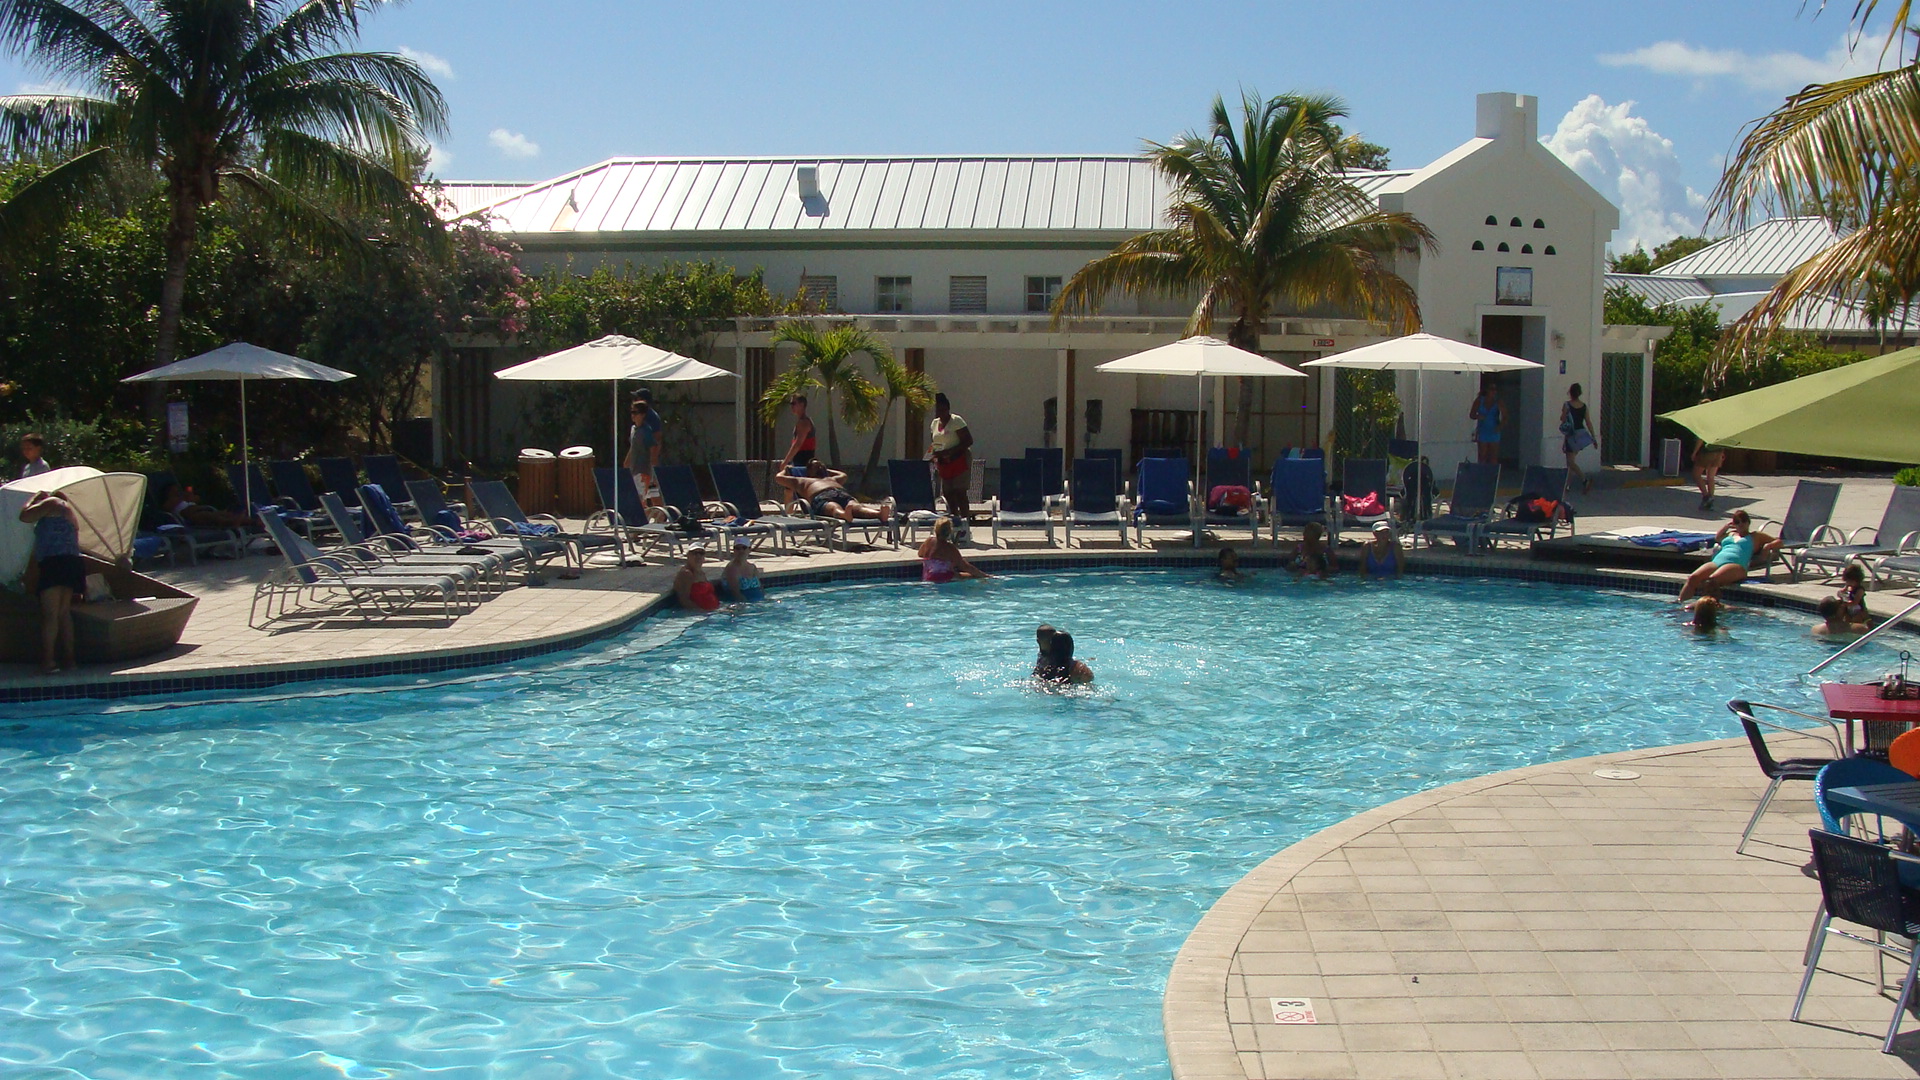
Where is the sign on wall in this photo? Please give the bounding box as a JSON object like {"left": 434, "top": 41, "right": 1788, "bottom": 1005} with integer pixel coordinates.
{"left": 1495, "top": 266, "right": 1533, "bottom": 307}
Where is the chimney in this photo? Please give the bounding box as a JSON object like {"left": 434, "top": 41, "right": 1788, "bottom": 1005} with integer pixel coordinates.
{"left": 795, "top": 165, "right": 821, "bottom": 199}
{"left": 1475, "top": 92, "right": 1538, "bottom": 143}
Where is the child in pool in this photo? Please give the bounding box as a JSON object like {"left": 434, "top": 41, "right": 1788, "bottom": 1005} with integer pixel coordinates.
{"left": 1689, "top": 596, "right": 1726, "bottom": 635}
{"left": 1215, "top": 546, "right": 1248, "bottom": 584}
{"left": 1836, "top": 562, "right": 1870, "bottom": 625}
{"left": 1290, "top": 522, "right": 1332, "bottom": 578}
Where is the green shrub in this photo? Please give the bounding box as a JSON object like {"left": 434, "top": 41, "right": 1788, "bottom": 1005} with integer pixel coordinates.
{"left": 1, "top": 414, "right": 163, "bottom": 476}
{"left": 1897, "top": 467, "right": 1920, "bottom": 486}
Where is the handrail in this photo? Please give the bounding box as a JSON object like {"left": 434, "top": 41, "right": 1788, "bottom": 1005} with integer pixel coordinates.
{"left": 1810, "top": 594, "right": 1920, "bottom": 675}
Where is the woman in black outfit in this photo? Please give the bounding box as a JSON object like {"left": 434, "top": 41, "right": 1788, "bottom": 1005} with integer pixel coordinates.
{"left": 1560, "top": 383, "right": 1597, "bottom": 494}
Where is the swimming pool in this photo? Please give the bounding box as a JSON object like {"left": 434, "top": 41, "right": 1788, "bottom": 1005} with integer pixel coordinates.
{"left": 0, "top": 570, "right": 1899, "bottom": 1079}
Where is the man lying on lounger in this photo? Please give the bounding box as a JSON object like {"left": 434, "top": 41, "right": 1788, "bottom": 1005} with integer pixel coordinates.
{"left": 775, "top": 460, "right": 894, "bottom": 525}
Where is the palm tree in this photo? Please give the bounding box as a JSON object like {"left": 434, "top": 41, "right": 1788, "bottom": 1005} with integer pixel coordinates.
{"left": 1711, "top": 2, "right": 1920, "bottom": 363}
{"left": 859, "top": 349, "right": 937, "bottom": 484}
{"left": 0, "top": 0, "right": 447, "bottom": 378}
{"left": 1055, "top": 90, "right": 1435, "bottom": 447}
{"left": 758, "top": 322, "right": 885, "bottom": 468}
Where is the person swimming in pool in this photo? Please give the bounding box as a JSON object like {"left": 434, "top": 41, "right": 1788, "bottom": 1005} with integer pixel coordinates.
{"left": 1813, "top": 597, "right": 1870, "bottom": 639}
{"left": 1689, "top": 596, "right": 1727, "bottom": 635}
{"left": 1289, "top": 521, "right": 1332, "bottom": 579}
{"left": 721, "top": 538, "right": 762, "bottom": 602}
{"left": 1215, "top": 546, "right": 1249, "bottom": 584}
{"left": 673, "top": 548, "right": 721, "bottom": 612}
{"left": 1033, "top": 624, "right": 1056, "bottom": 675}
{"left": 1034, "top": 628, "right": 1093, "bottom": 685}
{"left": 1358, "top": 521, "right": 1404, "bottom": 579}
{"left": 917, "top": 517, "right": 989, "bottom": 583}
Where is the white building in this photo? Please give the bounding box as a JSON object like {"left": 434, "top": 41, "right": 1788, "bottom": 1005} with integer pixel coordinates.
{"left": 443, "top": 92, "right": 1664, "bottom": 479}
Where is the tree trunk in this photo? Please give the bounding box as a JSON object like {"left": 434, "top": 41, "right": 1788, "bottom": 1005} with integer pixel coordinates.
{"left": 823, "top": 389, "right": 842, "bottom": 466}
{"left": 148, "top": 188, "right": 200, "bottom": 438}
{"left": 1227, "top": 318, "right": 1261, "bottom": 449}
{"left": 861, "top": 410, "right": 892, "bottom": 492}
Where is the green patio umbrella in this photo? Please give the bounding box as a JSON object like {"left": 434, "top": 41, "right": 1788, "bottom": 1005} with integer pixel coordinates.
{"left": 1659, "top": 347, "right": 1920, "bottom": 464}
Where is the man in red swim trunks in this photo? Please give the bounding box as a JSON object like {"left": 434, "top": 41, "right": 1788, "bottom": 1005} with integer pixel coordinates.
{"left": 672, "top": 547, "right": 721, "bottom": 611}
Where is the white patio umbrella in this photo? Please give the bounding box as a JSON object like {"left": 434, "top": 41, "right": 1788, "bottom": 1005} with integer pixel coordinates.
{"left": 1097, "top": 336, "right": 1306, "bottom": 545}
{"left": 1302, "top": 333, "right": 1540, "bottom": 503}
{"left": 493, "top": 334, "right": 738, "bottom": 480}
{"left": 123, "top": 343, "right": 355, "bottom": 512}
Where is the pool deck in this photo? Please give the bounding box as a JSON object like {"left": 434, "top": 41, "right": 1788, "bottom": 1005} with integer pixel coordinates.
{"left": 1164, "top": 740, "right": 1919, "bottom": 1080}
{"left": 3, "top": 470, "right": 1914, "bottom": 700}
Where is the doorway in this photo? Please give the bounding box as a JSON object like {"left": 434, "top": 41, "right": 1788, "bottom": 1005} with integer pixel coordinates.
{"left": 1479, "top": 313, "right": 1546, "bottom": 468}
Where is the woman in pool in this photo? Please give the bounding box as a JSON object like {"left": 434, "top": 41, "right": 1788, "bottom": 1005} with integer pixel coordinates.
{"left": 1034, "top": 629, "right": 1093, "bottom": 685}
{"left": 1289, "top": 521, "right": 1332, "bottom": 578}
{"left": 721, "top": 538, "right": 762, "bottom": 602}
{"left": 1358, "top": 520, "right": 1404, "bottom": 579}
{"left": 1215, "top": 547, "right": 1248, "bottom": 584}
{"left": 673, "top": 548, "right": 721, "bottom": 611}
{"left": 917, "top": 518, "right": 989, "bottom": 583}
{"left": 1676, "top": 510, "right": 1779, "bottom": 603}
{"left": 1689, "top": 596, "right": 1726, "bottom": 635}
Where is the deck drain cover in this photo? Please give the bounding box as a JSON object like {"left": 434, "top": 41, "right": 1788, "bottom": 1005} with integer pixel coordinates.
{"left": 1593, "top": 768, "right": 1641, "bottom": 781}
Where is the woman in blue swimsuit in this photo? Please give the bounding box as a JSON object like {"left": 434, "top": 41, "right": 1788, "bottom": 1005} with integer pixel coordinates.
{"left": 721, "top": 538, "right": 763, "bottom": 602}
{"left": 1358, "top": 520, "right": 1404, "bottom": 579}
{"left": 1677, "top": 510, "right": 1779, "bottom": 603}
{"left": 1469, "top": 381, "right": 1503, "bottom": 465}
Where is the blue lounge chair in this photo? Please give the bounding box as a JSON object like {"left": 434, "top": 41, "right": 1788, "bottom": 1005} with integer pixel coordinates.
{"left": 1265, "top": 457, "right": 1330, "bottom": 543}
{"left": 252, "top": 508, "right": 463, "bottom": 627}
{"left": 269, "top": 460, "right": 342, "bottom": 519}
{"left": 1754, "top": 479, "right": 1841, "bottom": 581}
{"left": 358, "top": 484, "right": 514, "bottom": 589}
{"left": 1792, "top": 485, "right": 1920, "bottom": 583}
{"left": 226, "top": 461, "right": 328, "bottom": 538}
{"left": 361, "top": 454, "right": 420, "bottom": 519}
{"left": 1025, "top": 447, "right": 1066, "bottom": 507}
{"left": 656, "top": 464, "right": 779, "bottom": 549}
{"left": 1481, "top": 466, "right": 1570, "bottom": 550}
{"left": 315, "top": 457, "right": 363, "bottom": 508}
{"left": 1065, "top": 456, "right": 1126, "bottom": 547}
{"left": 589, "top": 467, "right": 681, "bottom": 560}
{"left": 314, "top": 491, "right": 494, "bottom": 598}
{"left": 1414, "top": 463, "right": 1502, "bottom": 552}
{"left": 1132, "top": 457, "right": 1192, "bottom": 543}
{"left": 1084, "top": 448, "right": 1124, "bottom": 475}
{"left": 991, "top": 457, "right": 1054, "bottom": 546}
{"left": 1339, "top": 458, "right": 1394, "bottom": 531}
{"left": 887, "top": 458, "right": 945, "bottom": 544}
{"left": 1202, "top": 449, "right": 1258, "bottom": 542}
{"left": 469, "top": 478, "right": 617, "bottom": 572}
{"left": 711, "top": 460, "right": 833, "bottom": 551}
{"left": 403, "top": 479, "right": 478, "bottom": 536}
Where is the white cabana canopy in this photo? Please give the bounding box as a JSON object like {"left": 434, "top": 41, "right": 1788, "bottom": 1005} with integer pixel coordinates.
{"left": 1097, "top": 336, "right": 1305, "bottom": 545}
{"left": 0, "top": 467, "right": 147, "bottom": 586}
{"left": 122, "top": 343, "right": 355, "bottom": 511}
{"left": 1303, "top": 334, "right": 1541, "bottom": 490}
{"left": 495, "top": 335, "right": 739, "bottom": 472}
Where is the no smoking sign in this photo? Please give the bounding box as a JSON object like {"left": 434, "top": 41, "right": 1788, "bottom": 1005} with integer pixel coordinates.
{"left": 1269, "top": 997, "right": 1318, "bottom": 1025}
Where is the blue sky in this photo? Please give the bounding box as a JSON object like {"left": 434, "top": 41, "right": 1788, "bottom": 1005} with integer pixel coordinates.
{"left": 0, "top": 0, "right": 1897, "bottom": 251}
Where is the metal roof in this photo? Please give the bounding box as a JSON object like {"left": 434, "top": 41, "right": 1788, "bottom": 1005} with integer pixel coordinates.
{"left": 1656, "top": 216, "right": 1844, "bottom": 278}
{"left": 1604, "top": 273, "right": 1713, "bottom": 306}
{"left": 446, "top": 156, "right": 1414, "bottom": 236}
{"left": 432, "top": 181, "right": 534, "bottom": 219}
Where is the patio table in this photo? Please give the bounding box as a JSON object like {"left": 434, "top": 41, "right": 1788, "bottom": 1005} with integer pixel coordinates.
{"left": 1821, "top": 682, "right": 1920, "bottom": 755}
{"left": 1827, "top": 782, "right": 1920, "bottom": 832}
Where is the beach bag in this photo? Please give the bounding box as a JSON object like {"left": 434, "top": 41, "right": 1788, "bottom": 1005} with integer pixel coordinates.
{"left": 1567, "top": 428, "right": 1595, "bottom": 452}
{"left": 1341, "top": 492, "right": 1385, "bottom": 516}
{"left": 1207, "top": 484, "right": 1251, "bottom": 512}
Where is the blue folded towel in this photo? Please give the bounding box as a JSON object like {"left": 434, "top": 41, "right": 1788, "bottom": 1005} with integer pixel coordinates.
{"left": 509, "top": 521, "right": 559, "bottom": 537}
{"left": 1628, "top": 530, "right": 1717, "bottom": 552}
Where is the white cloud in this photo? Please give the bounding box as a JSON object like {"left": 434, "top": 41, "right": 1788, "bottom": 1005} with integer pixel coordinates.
{"left": 398, "top": 46, "right": 454, "bottom": 81}
{"left": 488, "top": 128, "right": 540, "bottom": 159}
{"left": 15, "top": 80, "right": 80, "bottom": 96}
{"left": 423, "top": 142, "right": 453, "bottom": 175}
{"left": 1599, "top": 29, "right": 1894, "bottom": 95}
{"left": 1543, "top": 95, "right": 1707, "bottom": 254}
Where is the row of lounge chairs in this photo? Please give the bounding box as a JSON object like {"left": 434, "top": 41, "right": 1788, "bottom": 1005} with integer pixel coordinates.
{"left": 1757, "top": 480, "right": 1920, "bottom": 586}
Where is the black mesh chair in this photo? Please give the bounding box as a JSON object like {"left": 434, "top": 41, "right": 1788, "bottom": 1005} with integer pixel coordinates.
{"left": 1730, "top": 699, "right": 1843, "bottom": 856}
{"left": 1796, "top": 830, "right": 1920, "bottom": 1053}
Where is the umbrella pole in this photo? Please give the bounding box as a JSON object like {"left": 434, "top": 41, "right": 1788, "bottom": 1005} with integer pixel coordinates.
{"left": 1194, "top": 373, "right": 1204, "bottom": 547}
{"left": 239, "top": 374, "right": 250, "bottom": 516}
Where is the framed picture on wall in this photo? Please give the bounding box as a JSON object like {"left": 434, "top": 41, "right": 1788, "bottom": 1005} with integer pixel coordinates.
{"left": 1495, "top": 266, "right": 1533, "bottom": 306}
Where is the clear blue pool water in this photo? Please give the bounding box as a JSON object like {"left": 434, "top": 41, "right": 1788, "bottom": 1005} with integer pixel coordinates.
{"left": 0, "top": 570, "right": 1901, "bottom": 1079}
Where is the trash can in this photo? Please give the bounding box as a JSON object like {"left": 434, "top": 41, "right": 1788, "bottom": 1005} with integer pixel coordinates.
{"left": 1660, "top": 438, "right": 1682, "bottom": 477}
{"left": 557, "top": 445, "right": 596, "bottom": 516}
{"left": 517, "top": 448, "right": 557, "bottom": 514}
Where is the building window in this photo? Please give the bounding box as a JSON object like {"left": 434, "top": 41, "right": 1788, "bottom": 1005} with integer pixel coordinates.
{"left": 1521, "top": 244, "right": 1534, "bottom": 254}
{"left": 875, "top": 276, "right": 912, "bottom": 314}
{"left": 798, "top": 275, "right": 838, "bottom": 312}
{"left": 1496, "top": 242, "right": 1510, "bottom": 252}
{"left": 1544, "top": 245, "right": 1557, "bottom": 255}
{"left": 1471, "top": 240, "right": 1485, "bottom": 251}
{"left": 1484, "top": 215, "right": 1498, "bottom": 226}
{"left": 1532, "top": 218, "right": 1546, "bottom": 228}
{"left": 1026, "top": 275, "right": 1063, "bottom": 313}
{"left": 1509, "top": 217, "right": 1523, "bottom": 227}
{"left": 949, "top": 275, "right": 988, "bottom": 314}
